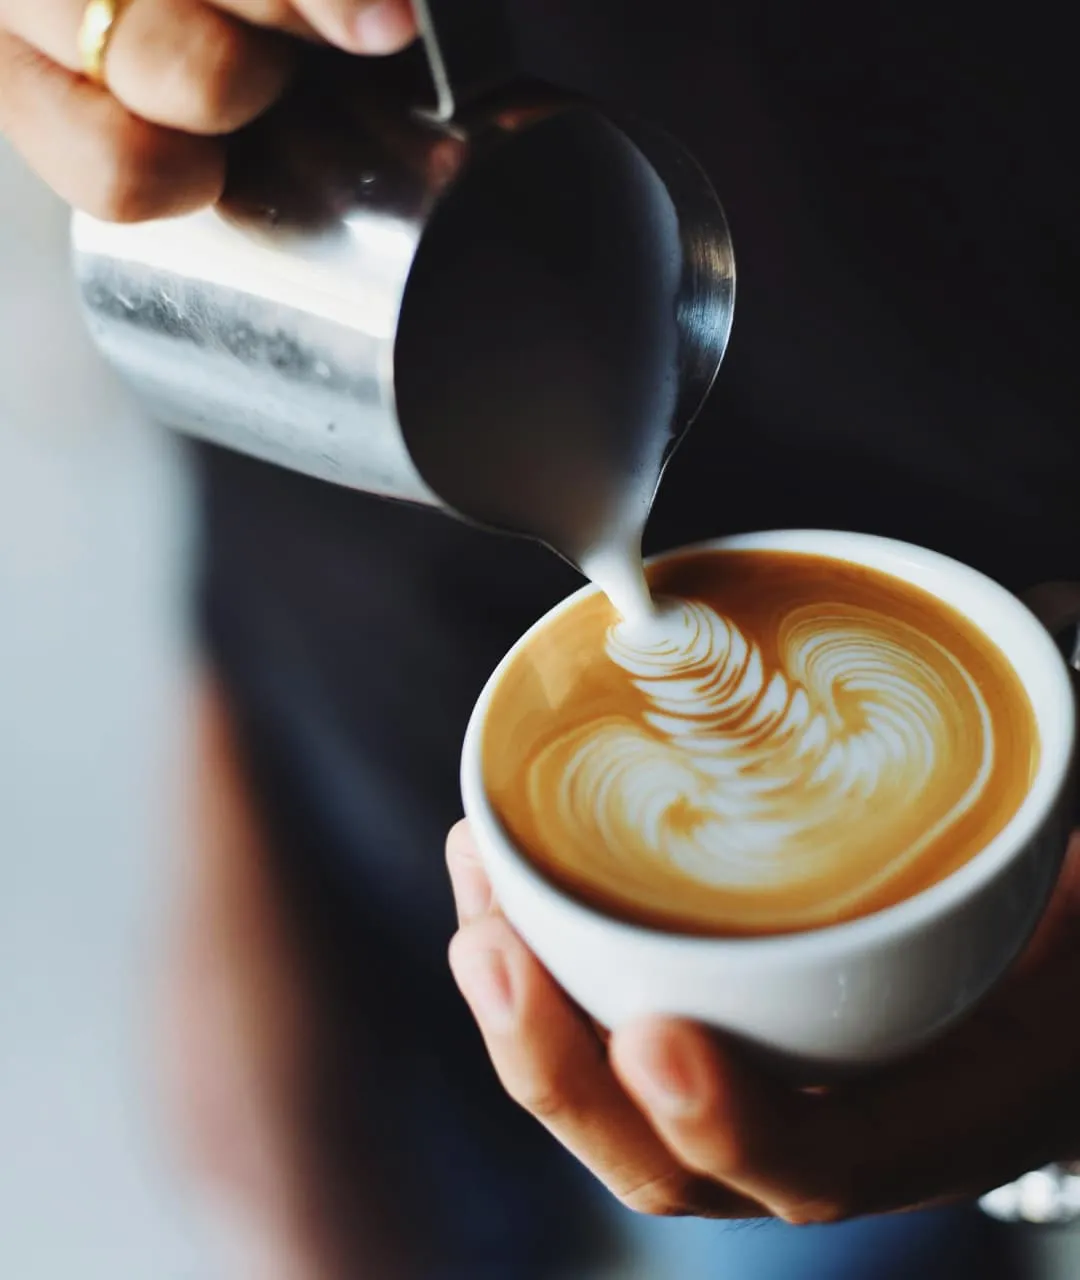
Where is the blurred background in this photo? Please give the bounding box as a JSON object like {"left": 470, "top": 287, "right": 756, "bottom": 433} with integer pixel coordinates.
{"left": 0, "top": 142, "right": 208, "bottom": 1272}
{"left": 4, "top": 133, "right": 1080, "bottom": 1280}
{"left": 0, "top": 141, "right": 214, "bottom": 1274}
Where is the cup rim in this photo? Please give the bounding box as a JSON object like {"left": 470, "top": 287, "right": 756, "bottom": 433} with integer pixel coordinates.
{"left": 461, "top": 529, "right": 1076, "bottom": 957}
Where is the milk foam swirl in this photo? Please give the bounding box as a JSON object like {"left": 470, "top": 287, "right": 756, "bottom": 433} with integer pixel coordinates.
{"left": 528, "top": 598, "right": 995, "bottom": 926}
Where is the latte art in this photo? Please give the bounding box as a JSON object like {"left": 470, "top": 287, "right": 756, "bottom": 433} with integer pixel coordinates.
{"left": 538, "top": 599, "right": 993, "bottom": 927}
{"left": 483, "top": 550, "right": 1038, "bottom": 935}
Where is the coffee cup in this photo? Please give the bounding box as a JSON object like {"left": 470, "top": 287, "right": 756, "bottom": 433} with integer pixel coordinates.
{"left": 461, "top": 530, "right": 1078, "bottom": 1074}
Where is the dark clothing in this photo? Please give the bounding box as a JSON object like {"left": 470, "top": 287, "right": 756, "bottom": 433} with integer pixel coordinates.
{"left": 196, "top": 3, "right": 1068, "bottom": 1272}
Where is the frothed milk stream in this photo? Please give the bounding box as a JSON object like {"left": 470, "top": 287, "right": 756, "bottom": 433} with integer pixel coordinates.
{"left": 579, "top": 538, "right": 659, "bottom": 628}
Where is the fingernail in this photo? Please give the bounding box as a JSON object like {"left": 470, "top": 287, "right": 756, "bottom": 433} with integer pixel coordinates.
{"left": 456, "top": 948, "right": 515, "bottom": 1034}
{"left": 627, "top": 1033, "right": 703, "bottom": 1117}
{"left": 448, "top": 855, "right": 492, "bottom": 925}
{"left": 352, "top": 0, "right": 417, "bottom": 54}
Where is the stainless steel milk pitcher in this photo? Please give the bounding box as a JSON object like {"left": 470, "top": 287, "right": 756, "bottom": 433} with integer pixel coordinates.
{"left": 71, "top": 0, "right": 735, "bottom": 568}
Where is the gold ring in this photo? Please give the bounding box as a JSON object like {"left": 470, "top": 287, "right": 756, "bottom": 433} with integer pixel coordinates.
{"left": 77, "top": 0, "right": 128, "bottom": 86}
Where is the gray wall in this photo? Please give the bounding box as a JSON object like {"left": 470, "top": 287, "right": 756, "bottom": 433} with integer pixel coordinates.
{"left": 0, "top": 141, "right": 210, "bottom": 1278}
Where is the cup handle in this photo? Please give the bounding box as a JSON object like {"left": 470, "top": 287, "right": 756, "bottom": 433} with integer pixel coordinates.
{"left": 1021, "top": 581, "right": 1080, "bottom": 672}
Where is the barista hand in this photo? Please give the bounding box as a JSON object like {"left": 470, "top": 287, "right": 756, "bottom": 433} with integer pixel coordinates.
{"left": 0, "top": 0, "right": 416, "bottom": 220}
{"left": 447, "top": 820, "right": 1080, "bottom": 1222}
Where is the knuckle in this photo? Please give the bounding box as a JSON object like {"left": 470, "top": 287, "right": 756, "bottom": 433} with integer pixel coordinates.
{"left": 445, "top": 820, "right": 476, "bottom": 868}
{"left": 620, "top": 1191, "right": 689, "bottom": 1218}
{"left": 703, "top": 1129, "right": 751, "bottom": 1175}
{"left": 85, "top": 116, "right": 216, "bottom": 223}
{"left": 88, "top": 123, "right": 164, "bottom": 221}
{"left": 450, "top": 914, "right": 511, "bottom": 961}
{"left": 258, "top": 0, "right": 299, "bottom": 26}
{"left": 669, "top": 1124, "right": 752, "bottom": 1183}
{"left": 618, "top": 1171, "right": 698, "bottom": 1218}
{"left": 501, "top": 1052, "right": 587, "bottom": 1124}
{"left": 777, "top": 1195, "right": 853, "bottom": 1227}
{"left": 0, "top": 34, "right": 47, "bottom": 132}
{"left": 0, "top": 27, "right": 40, "bottom": 80}
{"left": 182, "top": 20, "right": 251, "bottom": 132}
{"left": 507, "top": 1074, "right": 568, "bottom": 1123}
{"left": 107, "top": 4, "right": 288, "bottom": 136}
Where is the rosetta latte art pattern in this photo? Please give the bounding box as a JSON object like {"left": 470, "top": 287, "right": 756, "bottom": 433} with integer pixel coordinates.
{"left": 525, "top": 598, "right": 996, "bottom": 931}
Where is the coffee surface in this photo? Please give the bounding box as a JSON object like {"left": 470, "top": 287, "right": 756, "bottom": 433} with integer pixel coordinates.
{"left": 483, "top": 550, "right": 1039, "bottom": 935}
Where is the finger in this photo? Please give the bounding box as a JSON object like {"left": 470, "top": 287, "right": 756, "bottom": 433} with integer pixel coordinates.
{"left": 200, "top": 0, "right": 320, "bottom": 39}
{"left": 446, "top": 822, "right": 495, "bottom": 926}
{"left": 288, "top": 0, "right": 416, "bottom": 54}
{"left": 111, "top": 0, "right": 293, "bottom": 136}
{"left": 2, "top": 0, "right": 293, "bottom": 136}
{"left": 208, "top": 0, "right": 417, "bottom": 51}
{"left": 0, "top": 31, "right": 224, "bottom": 220}
{"left": 612, "top": 1018, "right": 833, "bottom": 1223}
{"left": 108, "top": 0, "right": 294, "bottom": 135}
{"left": 445, "top": 823, "right": 614, "bottom": 1040}
{"left": 615, "top": 1010, "right": 1064, "bottom": 1224}
{"left": 449, "top": 916, "right": 761, "bottom": 1218}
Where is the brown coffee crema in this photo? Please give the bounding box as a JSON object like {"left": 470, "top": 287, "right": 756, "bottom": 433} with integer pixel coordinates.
{"left": 482, "top": 550, "right": 1039, "bottom": 936}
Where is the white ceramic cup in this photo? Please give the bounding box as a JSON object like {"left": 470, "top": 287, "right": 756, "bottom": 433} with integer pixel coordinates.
{"left": 461, "top": 531, "right": 1079, "bottom": 1074}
